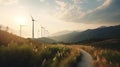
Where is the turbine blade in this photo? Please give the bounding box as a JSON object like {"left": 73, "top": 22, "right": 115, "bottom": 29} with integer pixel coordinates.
{"left": 30, "top": 15, "right": 35, "bottom": 21}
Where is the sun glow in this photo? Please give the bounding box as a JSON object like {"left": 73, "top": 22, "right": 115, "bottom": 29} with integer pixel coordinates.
{"left": 15, "top": 16, "right": 27, "bottom": 25}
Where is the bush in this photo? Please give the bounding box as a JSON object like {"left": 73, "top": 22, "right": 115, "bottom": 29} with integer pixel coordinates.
{"left": 102, "top": 50, "right": 120, "bottom": 63}
{"left": 0, "top": 44, "right": 35, "bottom": 67}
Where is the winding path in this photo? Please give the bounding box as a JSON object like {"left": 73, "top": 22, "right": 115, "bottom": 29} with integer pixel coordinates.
{"left": 77, "top": 49, "right": 93, "bottom": 67}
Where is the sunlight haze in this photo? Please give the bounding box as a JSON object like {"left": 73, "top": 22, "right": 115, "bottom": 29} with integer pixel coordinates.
{"left": 0, "top": 0, "right": 119, "bottom": 38}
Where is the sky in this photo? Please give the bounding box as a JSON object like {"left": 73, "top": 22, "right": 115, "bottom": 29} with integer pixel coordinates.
{"left": 0, "top": 0, "right": 120, "bottom": 38}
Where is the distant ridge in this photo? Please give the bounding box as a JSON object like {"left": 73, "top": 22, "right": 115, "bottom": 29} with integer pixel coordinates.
{"left": 50, "top": 30, "right": 72, "bottom": 37}
{"left": 33, "top": 37, "right": 56, "bottom": 44}
{"left": 50, "top": 25, "right": 120, "bottom": 43}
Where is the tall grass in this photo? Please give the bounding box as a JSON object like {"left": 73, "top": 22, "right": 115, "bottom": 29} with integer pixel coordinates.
{"left": 0, "top": 43, "right": 81, "bottom": 67}
{"left": 0, "top": 29, "right": 82, "bottom": 67}
{"left": 79, "top": 45, "right": 120, "bottom": 67}
{"left": 0, "top": 44, "right": 35, "bottom": 67}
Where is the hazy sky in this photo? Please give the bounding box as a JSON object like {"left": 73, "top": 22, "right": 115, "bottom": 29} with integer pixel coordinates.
{"left": 0, "top": 0, "right": 120, "bottom": 38}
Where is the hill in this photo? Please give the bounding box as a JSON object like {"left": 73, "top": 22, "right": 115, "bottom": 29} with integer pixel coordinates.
{"left": 50, "top": 25, "right": 120, "bottom": 43}
{"left": 50, "top": 30, "right": 72, "bottom": 36}
{"left": 0, "top": 29, "right": 81, "bottom": 67}
{"left": 0, "top": 29, "right": 28, "bottom": 46}
{"left": 33, "top": 37, "right": 56, "bottom": 44}
{"left": 90, "top": 39, "right": 120, "bottom": 50}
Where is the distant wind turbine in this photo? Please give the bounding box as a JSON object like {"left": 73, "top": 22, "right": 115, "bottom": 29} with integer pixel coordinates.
{"left": 41, "top": 26, "right": 49, "bottom": 37}
{"left": 41, "top": 26, "right": 44, "bottom": 37}
{"left": 37, "top": 29, "right": 40, "bottom": 38}
{"left": 45, "top": 30, "right": 49, "bottom": 37}
{"left": 31, "top": 16, "right": 36, "bottom": 38}
{"left": 20, "top": 25, "right": 23, "bottom": 37}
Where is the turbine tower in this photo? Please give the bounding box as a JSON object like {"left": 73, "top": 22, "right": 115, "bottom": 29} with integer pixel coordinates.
{"left": 31, "top": 16, "right": 35, "bottom": 38}
{"left": 41, "top": 26, "right": 44, "bottom": 37}
{"left": 45, "top": 30, "right": 49, "bottom": 37}
{"left": 37, "top": 29, "right": 40, "bottom": 38}
{"left": 20, "top": 25, "right": 22, "bottom": 37}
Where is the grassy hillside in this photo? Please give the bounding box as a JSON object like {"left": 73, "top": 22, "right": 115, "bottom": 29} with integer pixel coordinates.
{"left": 90, "top": 39, "right": 120, "bottom": 50}
{"left": 0, "top": 30, "right": 28, "bottom": 46}
{"left": 0, "top": 29, "right": 81, "bottom": 67}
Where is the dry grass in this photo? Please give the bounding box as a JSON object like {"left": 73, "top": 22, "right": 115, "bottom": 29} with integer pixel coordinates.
{"left": 71, "top": 45, "right": 120, "bottom": 67}
{"left": 0, "top": 43, "right": 82, "bottom": 67}
{"left": 0, "top": 29, "right": 82, "bottom": 67}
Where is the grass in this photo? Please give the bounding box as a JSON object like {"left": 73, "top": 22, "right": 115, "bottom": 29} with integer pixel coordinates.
{"left": 1, "top": 29, "right": 120, "bottom": 67}
{"left": 78, "top": 45, "right": 120, "bottom": 67}
{"left": 90, "top": 39, "right": 120, "bottom": 50}
{"left": 102, "top": 50, "right": 120, "bottom": 64}
{"left": 0, "top": 44, "right": 35, "bottom": 67}
{"left": 0, "top": 29, "right": 81, "bottom": 67}
{"left": 0, "top": 43, "right": 81, "bottom": 67}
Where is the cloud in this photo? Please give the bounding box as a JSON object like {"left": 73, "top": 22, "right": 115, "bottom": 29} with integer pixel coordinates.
{"left": 94, "top": 0, "right": 112, "bottom": 11}
{"left": 39, "top": 0, "right": 45, "bottom": 2}
{"left": 55, "top": 0, "right": 85, "bottom": 22}
{"left": 83, "top": 0, "right": 120, "bottom": 23}
{"left": 56, "top": 0, "right": 120, "bottom": 24}
{"left": 0, "top": 0, "right": 17, "bottom": 5}
{"left": 55, "top": 0, "right": 68, "bottom": 11}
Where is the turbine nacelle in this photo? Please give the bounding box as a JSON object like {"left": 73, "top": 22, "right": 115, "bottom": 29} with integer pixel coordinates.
{"left": 31, "top": 16, "right": 35, "bottom": 21}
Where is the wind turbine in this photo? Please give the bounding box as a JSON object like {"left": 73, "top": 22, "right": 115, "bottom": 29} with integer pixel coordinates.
{"left": 31, "top": 16, "right": 35, "bottom": 38}
{"left": 45, "top": 30, "right": 49, "bottom": 37}
{"left": 41, "top": 26, "right": 49, "bottom": 37}
{"left": 37, "top": 29, "right": 40, "bottom": 38}
{"left": 20, "top": 25, "right": 22, "bottom": 36}
{"left": 41, "top": 26, "right": 44, "bottom": 37}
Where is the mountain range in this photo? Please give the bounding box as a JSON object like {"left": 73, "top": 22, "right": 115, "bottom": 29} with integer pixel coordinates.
{"left": 36, "top": 25, "right": 120, "bottom": 43}
{"left": 50, "top": 25, "right": 120, "bottom": 43}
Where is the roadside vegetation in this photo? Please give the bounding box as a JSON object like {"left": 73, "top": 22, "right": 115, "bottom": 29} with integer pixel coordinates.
{"left": 0, "top": 43, "right": 81, "bottom": 67}
{"left": 77, "top": 45, "right": 120, "bottom": 67}
{"left": 0, "top": 30, "right": 81, "bottom": 67}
